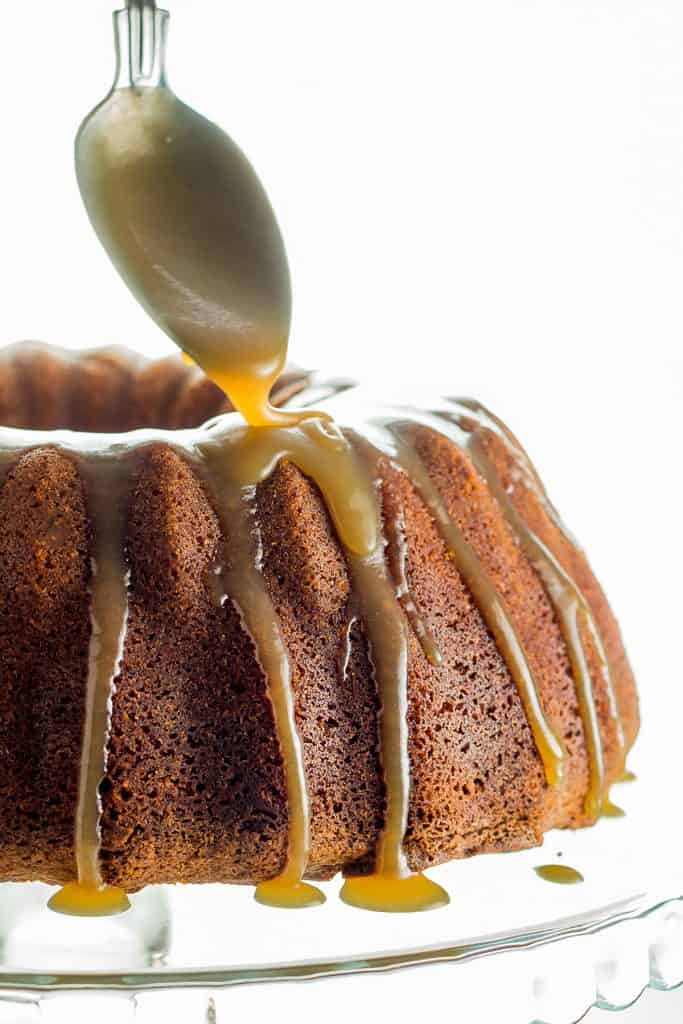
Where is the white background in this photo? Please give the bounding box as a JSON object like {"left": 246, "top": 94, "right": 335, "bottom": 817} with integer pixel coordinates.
{"left": 0, "top": 1, "right": 682, "bottom": 1021}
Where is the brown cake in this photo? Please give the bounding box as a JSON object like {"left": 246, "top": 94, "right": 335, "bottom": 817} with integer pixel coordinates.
{"left": 0, "top": 342, "right": 638, "bottom": 903}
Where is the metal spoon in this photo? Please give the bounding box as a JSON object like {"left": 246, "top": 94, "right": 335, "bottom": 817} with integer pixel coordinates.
{"left": 75, "top": 0, "right": 300, "bottom": 426}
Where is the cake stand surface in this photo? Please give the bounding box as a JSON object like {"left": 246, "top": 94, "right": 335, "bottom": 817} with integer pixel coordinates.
{"left": 0, "top": 737, "right": 680, "bottom": 1024}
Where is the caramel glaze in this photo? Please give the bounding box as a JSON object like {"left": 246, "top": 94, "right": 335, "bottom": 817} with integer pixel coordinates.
{"left": 439, "top": 414, "right": 624, "bottom": 819}
{"left": 455, "top": 395, "right": 633, "bottom": 761}
{"left": 48, "top": 454, "right": 134, "bottom": 915}
{"left": 193, "top": 443, "right": 332, "bottom": 909}
{"left": 364, "top": 419, "right": 565, "bottom": 790}
{"left": 534, "top": 864, "right": 584, "bottom": 885}
{"left": 601, "top": 797, "right": 625, "bottom": 819}
{"left": 338, "top": 603, "right": 360, "bottom": 688}
{"left": 0, "top": 371, "right": 632, "bottom": 915}
{"left": 428, "top": 404, "right": 626, "bottom": 817}
{"left": 338, "top": 434, "right": 448, "bottom": 912}
{"left": 194, "top": 422, "right": 447, "bottom": 911}
{"left": 0, "top": 442, "right": 135, "bottom": 915}
{"left": 194, "top": 419, "right": 376, "bottom": 909}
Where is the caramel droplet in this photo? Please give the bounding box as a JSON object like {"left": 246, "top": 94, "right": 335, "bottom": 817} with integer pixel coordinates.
{"left": 48, "top": 882, "right": 130, "bottom": 917}
{"left": 340, "top": 872, "right": 450, "bottom": 913}
{"left": 534, "top": 864, "right": 584, "bottom": 885}
{"left": 255, "top": 879, "right": 326, "bottom": 910}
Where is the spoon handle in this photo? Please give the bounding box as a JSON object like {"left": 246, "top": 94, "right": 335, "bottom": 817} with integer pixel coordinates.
{"left": 113, "top": 0, "right": 169, "bottom": 91}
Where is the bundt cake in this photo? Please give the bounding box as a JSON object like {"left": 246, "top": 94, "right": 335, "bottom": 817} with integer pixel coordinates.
{"left": 0, "top": 342, "right": 638, "bottom": 913}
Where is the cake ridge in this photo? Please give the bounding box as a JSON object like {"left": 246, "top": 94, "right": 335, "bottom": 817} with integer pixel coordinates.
{"left": 332, "top": 393, "right": 636, "bottom": 832}
{"left": 452, "top": 397, "right": 630, "bottom": 748}
{"left": 358, "top": 417, "right": 566, "bottom": 790}
{"left": 48, "top": 451, "right": 134, "bottom": 916}
{"left": 193, "top": 452, "right": 324, "bottom": 909}
{"left": 445, "top": 414, "right": 624, "bottom": 817}
{"left": 334, "top": 394, "right": 633, "bottom": 808}
{"left": 0, "top": 342, "right": 311, "bottom": 434}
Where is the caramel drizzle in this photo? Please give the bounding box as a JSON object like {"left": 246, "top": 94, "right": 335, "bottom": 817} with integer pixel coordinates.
{"left": 47, "top": 451, "right": 135, "bottom": 915}
{"left": 435, "top": 403, "right": 626, "bottom": 809}
{"left": 347, "top": 550, "right": 411, "bottom": 878}
{"left": 194, "top": 419, "right": 378, "bottom": 905}
{"left": 455, "top": 425, "right": 615, "bottom": 817}
{"left": 339, "top": 451, "right": 412, "bottom": 881}
{"left": 454, "top": 399, "right": 623, "bottom": 736}
{"left": 364, "top": 420, "right": 565, "bottom": 790}
{"left": 534, "top": 864, "right": 584, "bottom": 885}
{"left": 333, "top": 435, "right": 448, "bottom": 910}
{"left": 198, "top": 420, "right": 447, "bottom": 909}
{"left": 197, "top": 412, "right": 564, "bottom": 901}
{"left": 367, "top": 401, "right": 625, "bottom": 814}
{"left": 0, "top": 441, "right": 133, "bottom": 912}
{"left": 455, "top": 399, "right": 583, "bottom": 554}
{"left": 194, "top": 462, "right": 322, "bottom": 907}
{"left": 74, "top": 455, "right": 132, "bottom": 889}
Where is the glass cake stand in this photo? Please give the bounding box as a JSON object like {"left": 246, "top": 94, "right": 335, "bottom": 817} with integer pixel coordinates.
{"left": 0, "top": 735, "right": 680, "bottom": 1024}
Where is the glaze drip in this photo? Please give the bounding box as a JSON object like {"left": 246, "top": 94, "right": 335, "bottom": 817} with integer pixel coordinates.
{"left": 200, "top": 419, "right": 378, "bottom": 555}
{"left": 435, "top": 405, "right": 626, "bottom": 814}
{"left": 199, "top": 423, "right": 447, "bottom": 911}
{"left": 49, "top": 452, "right": 133, "bottom": 916}
{"left": 371, "top": 421, "right": 565, "bottom": 790}
{"left": 534, "top": 864, "right": 584, "bottom": 885}
{"left": 454, "top": 425, "right": 614, "bottom": 818}
{"left": 454, "top": 400, "right": 624, "bottom": 735}
{"left": 601, "top": 796, "right": 625, "bottom": 818}
{"left": 196, "top": 452, "right": 324, "bottom": 909}
{"left": 194, "top": 418, "right": 378, "bottom": 906}
{"left": 340, "top": 438, "right": 448, "bottom": 911}
{"left": 338, "top": 604, "right": 359, "bottom": 687}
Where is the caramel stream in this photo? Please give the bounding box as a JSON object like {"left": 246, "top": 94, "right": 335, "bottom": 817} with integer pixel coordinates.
{"left": 372, "top": 420, "right": 565, "bottom": 790}
{"left": 49, "top": 454, "right": 132, "bottom": 916}
{"left": 195, "top": 447, "right": 329, "bottom": 909}
{"left": 434, "top": 404, "right": 626, "bottom": 814}
{"left": 76, "top": 86, "right": 319, "bottom": 430}
{"left": 534, "top": 864, "right": 584, "bottom": 885}
{"left": 195, "top": 421, "right": 447, "bottom": 911}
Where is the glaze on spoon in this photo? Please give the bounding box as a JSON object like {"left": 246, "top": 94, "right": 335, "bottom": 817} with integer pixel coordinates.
{"left": 76, "top": 0, "right": 309, "bottom": 427}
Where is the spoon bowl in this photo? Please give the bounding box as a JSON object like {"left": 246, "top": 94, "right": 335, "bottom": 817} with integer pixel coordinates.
{"left": 75, "top": 1, "right": 294, "bottom": 425}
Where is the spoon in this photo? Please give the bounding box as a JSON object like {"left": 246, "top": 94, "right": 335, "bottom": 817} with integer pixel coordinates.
{"left": 76, "top": 0, "right": 307, "bottom": 427}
